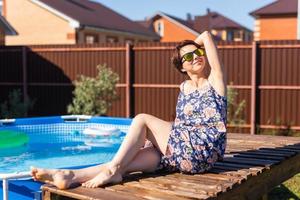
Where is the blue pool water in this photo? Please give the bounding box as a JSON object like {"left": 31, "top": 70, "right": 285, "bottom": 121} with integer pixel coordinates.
{"left": 0, "top": 125, "right": 126, "bottom": 174}
{"left": 0, "top": 116, "right": 132, "bottom": 200}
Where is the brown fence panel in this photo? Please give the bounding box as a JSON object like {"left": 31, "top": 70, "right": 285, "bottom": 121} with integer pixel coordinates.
{"left": 24, "top": 44, "right": 127, "bottom": 116}
{"left": 218, "top": 41, "right": 252, "bottom": 133}
{"left": 0, "top": 41, "right": 299, "bottom": 134}
{"left": 134, "top": 87, "right": 179, "bottom": 121}
{"left": 0, "top": 46, "right": 23, "bottom": 103}
{"left": 259, "top": 40, "right": 300, "bottom": 129}
{"left": 133, "top": 42, "right": 185, "bottom": 120}
{"left": 134, "top": 42, "right": 185, "bottom": 84}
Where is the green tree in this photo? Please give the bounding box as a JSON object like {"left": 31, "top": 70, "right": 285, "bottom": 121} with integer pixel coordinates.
{"left": 0, "top": 89, "right": 34, "bottom": 118}
{"left": 67, "top": 64, "right": 119, "bottom": 115}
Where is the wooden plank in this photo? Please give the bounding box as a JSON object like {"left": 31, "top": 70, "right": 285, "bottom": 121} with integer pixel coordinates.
{"left": 213, "top": 164, "right": 264, "bottom": 176}
{"left": 208, "top": 167, "right": 252, "bottom": 179}
{"left": 221, "top": 156, "right": 278, "bottom": 167}
{"left": 193, "top": 173, "right": 244, "bottom": 184}
{"left": 227, "top": 143, "right": 281, "bottom": 150}
{"left": 124, "top": 181, "right": 211, "bottom": 199}
{"left": 259, "top": 147, "right": 300, "bottom": 153}
{"left": 227, "top": 134, "right": 300, "bottom": 144}
{"left": 249, "top": 149, "right": 295, "bottom": 156}
{"left": 107, "top": 184, "right": 190, "bottom": 200}
{"left": 226, "top": 149, "right": 292, "bottom": 158}
{"left": 138, "top": 178, "right": 220, "bottom": 195}
{"left": 230, "top": 152, "right": 287, "bottom": 160}
{"left": 284, "top": 145, "right": 300, "bottom": 150}
{"left": 41, "top": 133, "right": 300, "bottom": 200}
{"left": 164, "top": 174, "right": 236, "bottom": 192}
{"left": 140, "top": 176, "right": 224, "bottom": 194}
{"left": 215, "top": 151, "right": 300, "bottom": 200}
{"left": 211, "top": 165, "right": 258, "bottom": 177}
{"left": 42, "top": 184, "right": 142, "bottom": 200}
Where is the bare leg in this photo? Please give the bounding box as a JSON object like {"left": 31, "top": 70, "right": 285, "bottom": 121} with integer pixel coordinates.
{"left": 123, "top": 146, "right": 161, "bottom": 174}
{"left": 31, "top": 146, "right": 161, "bottom": 189}
{"left": 82, "top": 146, "right": 161, "bottom": 188}
{"left": 113, "top": 114, "right": 172, "bottom": 167}
{"left": 31, "top": 136, "right": 154, "bottom": 186}
{"left": 82, "top": 114, "right": 172, "bottom": 187}
{"left": 31, "top": 163, "right": 108, "bottom": 189}
{"left": 31, "top": 114, "right": 172, "bottom": 189}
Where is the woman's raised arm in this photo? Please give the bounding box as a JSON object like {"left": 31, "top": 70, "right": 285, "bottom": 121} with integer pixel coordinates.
{"left": 195, "top": 31, "right": 226, "bottom": 96}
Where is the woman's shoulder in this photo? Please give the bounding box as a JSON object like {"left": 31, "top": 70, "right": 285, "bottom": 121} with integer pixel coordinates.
{"left": 208, "top": 76, "right": 226, "bottom": 98}
{"left": 179, "top": 81, "right": 187, "bottom": 92}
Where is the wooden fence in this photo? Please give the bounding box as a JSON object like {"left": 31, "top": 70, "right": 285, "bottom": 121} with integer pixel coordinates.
{"left": 0, "top": 40, "right": 299, "bottom": 134}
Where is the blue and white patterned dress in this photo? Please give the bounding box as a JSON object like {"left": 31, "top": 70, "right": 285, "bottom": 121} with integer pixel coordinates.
{"left": 159, "top": 79, "right": 227, "bottom": 174}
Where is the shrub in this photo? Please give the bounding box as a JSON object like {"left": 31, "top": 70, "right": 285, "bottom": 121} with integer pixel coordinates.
{"left": 67, "top": 64, "right": 119, "bottom": 116}
{"left": 257, "top": 118, "right": 296, "bottom": 136}
{"left": 226, "top": 82, "right": 246, "bottom": 126}
{"left": 0, "top": 89, "right": 34, "bottom": 119}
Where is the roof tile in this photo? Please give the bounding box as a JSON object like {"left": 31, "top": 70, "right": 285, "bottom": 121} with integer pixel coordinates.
{"left": 250, "top": 0, "right": 297, "bottom": 17}
{"left": 38, "top": 0, "right": 159, "bottom": 38}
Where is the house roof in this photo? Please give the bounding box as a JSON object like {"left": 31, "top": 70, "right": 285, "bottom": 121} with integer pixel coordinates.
{"left": 138, "top": 10, "right": 251, "bottom": 37}
{"left": 142, "top": 12, "right": 200, "bottom": 36}
{"left": 0, "top": 15, "right": 17, "bottom": 35}
{"left": 34, "top": 0, "right": 159, "bottom": 39}
{"left": 193, "top": 11, "right": 251, "bottom": 32}
{"left": 163, "top": 13, "right": 196, "bottom": 32}
{"left": 135, "top": 20, "right": 156, "bottom": 32}
{"left": 250, "top": 0, "right": 298, "bottom": 17}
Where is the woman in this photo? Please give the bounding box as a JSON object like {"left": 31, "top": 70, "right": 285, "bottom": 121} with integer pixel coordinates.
{"left": 31, "top": 31, "right": 227, "bottom": 189}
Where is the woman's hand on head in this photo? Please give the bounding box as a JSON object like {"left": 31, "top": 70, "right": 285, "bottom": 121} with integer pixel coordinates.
{"left": 194, "top": 31, "right": 211, "bottom": 46}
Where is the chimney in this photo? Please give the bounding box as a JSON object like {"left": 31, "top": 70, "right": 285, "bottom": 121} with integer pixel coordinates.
{"left": 1, "top": 0, "right": 6, "bottom": 17}
{"left": 186, "top": 13, "right": 192, "bottom": 21}
{"left": 206, "top": 8, "right": 211, "bottom": 14}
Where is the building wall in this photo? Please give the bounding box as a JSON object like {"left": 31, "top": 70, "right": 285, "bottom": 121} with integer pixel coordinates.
{"left": 254, "top": 16, "right": 297, "bottom": 40}
{"left": 153, "top": 17, "right": 196, "bottom": 42}
{"left": 77, "top": 28, "right": 155, "bottom": 44}
{"left": 5, "top": 0, "right": 75, "bottom": 45}
{"left": 211, "top": 28, "right": 252, "bottom": 42}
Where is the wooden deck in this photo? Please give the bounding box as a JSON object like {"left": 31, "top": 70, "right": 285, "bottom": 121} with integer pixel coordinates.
{"left": 42, "top": 133, "right": 300, "bottom": 200}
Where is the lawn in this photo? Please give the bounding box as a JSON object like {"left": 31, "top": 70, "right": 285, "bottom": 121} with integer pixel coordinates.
{"left": 268, "top": 173, "right": 300, "bottom": 200}
{"left": 258, "top": 130, "right": 300, "bottom": 199}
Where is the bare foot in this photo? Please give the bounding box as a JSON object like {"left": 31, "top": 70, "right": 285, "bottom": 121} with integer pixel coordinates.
{"left": 30, "top": 166, "right": 75, "bottom": 189}
{"left": 82, "top": 165, "right": 122, "bottom": 188}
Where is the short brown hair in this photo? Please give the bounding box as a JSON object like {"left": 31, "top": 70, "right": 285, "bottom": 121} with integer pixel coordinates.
{"left": 171, "top": 40, "right": 202, "bottom": 74}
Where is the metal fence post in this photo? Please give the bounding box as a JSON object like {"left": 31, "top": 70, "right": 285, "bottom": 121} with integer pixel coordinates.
{"left": 22, "top": 46, "right": 28, "bottom": 105}
{"left": 251, "top": 41, "right": 259, "bottom": 135}
{"left": 125, "top": 43, "right": 133, "bottom": 118}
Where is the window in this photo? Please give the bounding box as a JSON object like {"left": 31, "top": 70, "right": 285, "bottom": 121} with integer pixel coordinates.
{"left": 227, "top": 30, "right": 234, "bottom": 41}
{"left": 85, "top": 34, "right": 98, "bottom": 44}
{"left": 233, "top": 30, "right": 243, "bottom": 41}
{"left": 211, "top": 29, "right": 222, "bottom": 40}
{"left": 156, "top": 21, "right": 164, "bottom": 37}
{"left": 106, "top": 36, "right": 118, "bottom": 43}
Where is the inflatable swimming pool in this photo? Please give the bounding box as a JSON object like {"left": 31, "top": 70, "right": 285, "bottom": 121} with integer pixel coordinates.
{"left": 83, "top": 127, "right": 123, "bottom": 147}
{"left": 0, "top": 130, "right": 29, "bottom": 149}
{"left": 83, "top": 127, "right": 121, "bottom": 137}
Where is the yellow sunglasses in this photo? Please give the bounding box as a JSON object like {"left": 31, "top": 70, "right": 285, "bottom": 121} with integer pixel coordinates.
{"left": 181, "top": 48, "right": 205, "bottom": 63}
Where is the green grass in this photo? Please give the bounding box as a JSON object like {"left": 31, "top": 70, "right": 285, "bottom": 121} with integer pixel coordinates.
{"left": 251, "top": 129, "right": 300, "bottom": 199}
{"left": 268, "top": 173, "right": 300, "bottom": 200}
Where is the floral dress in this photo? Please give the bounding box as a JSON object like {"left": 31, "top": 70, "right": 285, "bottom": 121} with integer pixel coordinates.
{"left": 158, "top": 79, "right": 227, "bottom": 174}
